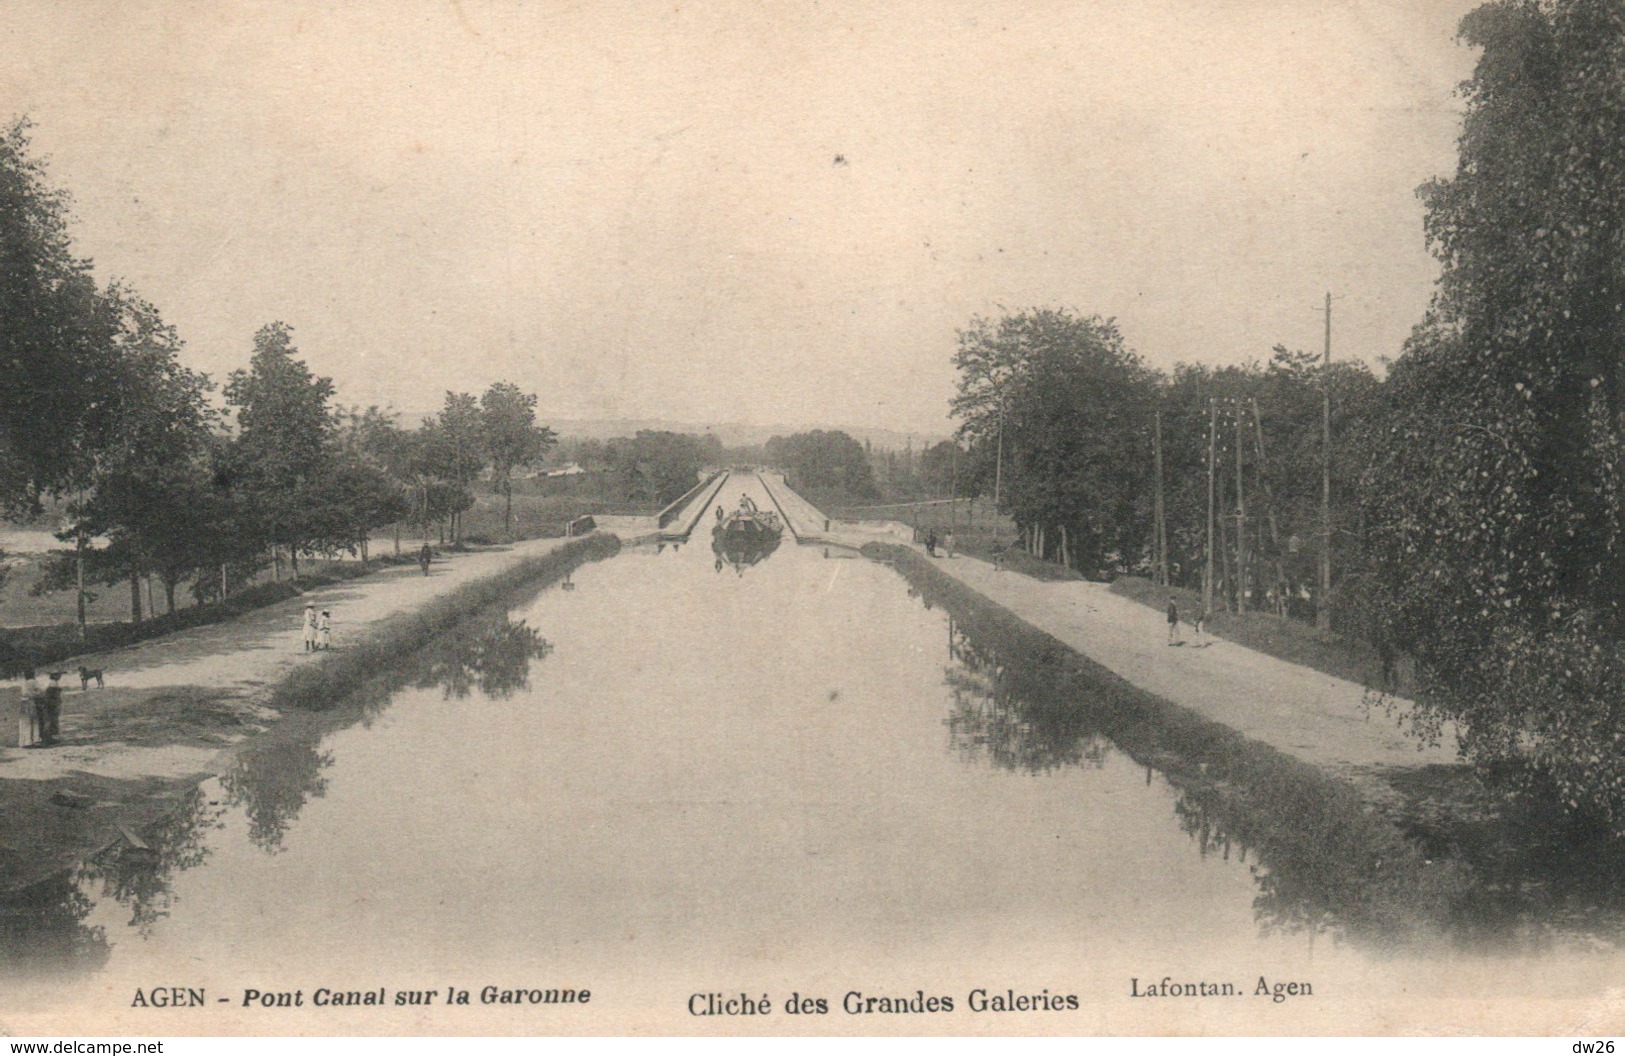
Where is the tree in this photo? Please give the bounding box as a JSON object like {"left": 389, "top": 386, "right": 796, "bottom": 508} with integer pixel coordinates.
{"left": 765, "top": 430, "right": 878, "bottom": 499}
{"left": 1364, "top": 0, "right": 1625, "bottom": 827}
{"left": 223, "top": 323, "right": 337, "bottom": 578}
{"left": 0, "top": 118, "right": 121, "bottom": 515}
{"left": 604, "top": 431, "right": 708, "bottom": 506}
{"left": 71, "top": 285, "right": 215, "bottom": 619}
{"left": 479, "top": 381, "right": 556, "bottom": 538}
{"left": 951, "top": 308, "right": 1157, "bottom": 575}
{"left": 421, "top": 392, "right": 483, "bottom": 544}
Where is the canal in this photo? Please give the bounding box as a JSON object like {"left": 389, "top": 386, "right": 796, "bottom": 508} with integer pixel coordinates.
{"left": 6, "top": 476, "right": 1624, "bottom": 1031}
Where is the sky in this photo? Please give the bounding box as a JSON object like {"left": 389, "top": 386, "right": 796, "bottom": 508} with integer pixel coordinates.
{"left": 2, "top": 0, "right": 1484, "bottom": 437}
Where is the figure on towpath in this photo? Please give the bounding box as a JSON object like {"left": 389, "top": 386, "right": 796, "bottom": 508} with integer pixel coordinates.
{"left": 419, "top": 543, "right": 433, "bottom": 576}
{"left": 303, "top": 602, "right": 318, "bottom": 652}
{"left": 1166, "top": 596, "right": 1182, "bottom": 646}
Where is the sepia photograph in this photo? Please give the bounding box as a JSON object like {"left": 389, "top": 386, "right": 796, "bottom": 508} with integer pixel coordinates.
{"left": 1, "top": 0, "right": 1622, "bottom": 1038}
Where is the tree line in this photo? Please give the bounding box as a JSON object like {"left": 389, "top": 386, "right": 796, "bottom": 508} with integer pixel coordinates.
{"left": 949, "top": 0, "right": 1625, "bottom": 829}
{"left": 1, "top": 118, "right": 555, "bottom": 629}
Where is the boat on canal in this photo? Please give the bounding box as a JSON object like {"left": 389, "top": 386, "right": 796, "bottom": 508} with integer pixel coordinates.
{"left": 712, "top": 495, "right": 783, "bottom": 545}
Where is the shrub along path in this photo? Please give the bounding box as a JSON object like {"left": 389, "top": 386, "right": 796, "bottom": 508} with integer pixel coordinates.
{"left": 0, "top": 537, "right": 582, "bottom": 893}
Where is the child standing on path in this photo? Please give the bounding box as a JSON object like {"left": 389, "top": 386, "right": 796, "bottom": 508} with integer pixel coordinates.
{"left": 303, "top": 603, "right": 318, "bottom": 652}
{"left": 318, "top": 610, "right": 332, "bottom": 651}
{"left": 1166, "top": 596, "right": 1181, "bottom": 646}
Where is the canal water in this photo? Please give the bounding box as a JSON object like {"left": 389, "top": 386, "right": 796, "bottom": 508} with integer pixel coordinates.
{"left": 7, "top": 477, "right": 1625, "bottom": 1031}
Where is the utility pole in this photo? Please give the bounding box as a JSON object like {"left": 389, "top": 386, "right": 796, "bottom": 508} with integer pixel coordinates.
{"left": 1203, "top": 398, "right": 1217, "bottom": 621}
{"left": 1319, "top": 291, "right": 1334, "bottom": 632}
{"left": 993, "top": 398, "right": 1005, "bottom": 512}
{"left": 1153, "top": 409, "right": 1167, "bottom": 587}
{"left": 1234, "top": 400, "right": 1247, "bottom": 613}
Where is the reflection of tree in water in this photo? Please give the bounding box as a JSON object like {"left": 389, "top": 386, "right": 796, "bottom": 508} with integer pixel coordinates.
{"left": 909, "top": 571, "right": 1473, "bottom": 949}
{"left": 219, "top": 723, "right": 333, "bottom": 854}
{"left": 411, "top": 613, "right": 553, "bottom": 700}
{"left": 217, "top": 612, "right": 553, "bottom": 854}
{"left": 943, "top": 620, "right": 1110, "bottom": 775}
{"left": 77, "top": 787, "right": 226, "bottom": 934}
{"left": 0, "top": 871, "right": 108, "bottom": 977}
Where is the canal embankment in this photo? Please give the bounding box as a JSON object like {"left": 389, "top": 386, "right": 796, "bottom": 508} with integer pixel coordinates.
{"left": 0, "top": 533, "right": 620, "bottom": 895}
{"left": 862, "top": 541, "right": 1470, "bottom": 944}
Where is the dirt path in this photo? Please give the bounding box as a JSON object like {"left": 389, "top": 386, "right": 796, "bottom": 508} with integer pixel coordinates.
{"left": 859, "top": 538, "right": 1460, "bottom": 808}
{"left": 0, "top": 538, "right": 576, "bottom": 785}
{"left": 0, "top": 537, "right": 590, "bottom": 894}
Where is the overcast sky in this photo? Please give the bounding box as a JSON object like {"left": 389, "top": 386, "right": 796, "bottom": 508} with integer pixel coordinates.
{"left": 4, "top": 0, "right": 1482, "bottom": 436}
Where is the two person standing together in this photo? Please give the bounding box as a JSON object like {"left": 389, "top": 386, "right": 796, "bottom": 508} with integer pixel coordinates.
{"left": 302, "top": 603, "right": 333, "bottom": 652}
{"left": 16, "top": 669, "right": 62, "bottom": 749}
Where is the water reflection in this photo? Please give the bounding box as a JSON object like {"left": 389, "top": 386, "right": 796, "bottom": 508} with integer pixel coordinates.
{"left": 78, "top": 787, "right": 226, "bottom": 932}
{"left": 944, "top": 618, "right": 1110, "bottom": 775}
{"left": 0, "top": 872, "right": 107, "bottom": 977}
{"left": 916, "top": 561, "right": 1625, "bottom": 951}
{"left": 411, "top": 613, "right": 553, "bottom": 701}
{"left": 0, "top": 602, "right": 562, "bottom": 974}
{"left": 711, "top": 532, "right": 781, "bottom": 576}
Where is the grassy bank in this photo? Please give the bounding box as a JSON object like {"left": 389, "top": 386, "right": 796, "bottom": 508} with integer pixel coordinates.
{"left": 0, "top": 533, "right": 620, "bottom": 907}
{"left": 1109, "top": 574, "right": 1414, "bottom": 696}
{"left": 270, "top": 533, "right": 619, "bottom": 711}
{"left": 864, "top": 541, "right": 1467, "bottom": 947}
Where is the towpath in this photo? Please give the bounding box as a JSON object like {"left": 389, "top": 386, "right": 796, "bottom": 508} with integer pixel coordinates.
{"left": 0, "top": 537, "right": 579, "bottom": 786}
{"left": 773, "top": 477, "right": 1460, "bottom": 808}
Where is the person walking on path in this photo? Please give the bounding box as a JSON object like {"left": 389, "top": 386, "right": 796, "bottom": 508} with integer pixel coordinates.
{"left": 41, "top": 672, "right": 63, "bottom": 744}
{"left": 419, "top": 543, "right": 433, "bottom": 577}
{"left": 925, "top": 529, "right": 938, "bottom": 557}
{"left": 303, "top": 603, "right": 319, "bottom": 652}
{"left": 318, "top": 610, "right": 332, "bottom": 651}
{"left": 944, "top": 530, "right": 956, "bottom": 558}
{"left": 1193, "top": 607, "right": 1209, "bottom": 648}
{"left": 16, "top": 668, "right": 41, "bottom": 748}
{"left": 1166, "top": 596, "right": 1181, "bottom": 646}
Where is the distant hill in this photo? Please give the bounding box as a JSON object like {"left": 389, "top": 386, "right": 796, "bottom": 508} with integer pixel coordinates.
{"left": 535, "top": 418, "right": 948, "bottom": 452}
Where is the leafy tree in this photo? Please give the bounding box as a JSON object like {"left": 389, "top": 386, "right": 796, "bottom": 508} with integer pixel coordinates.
{"left": 765, "top": 430, "right": 878, "bottom": 499}
{"left": 479, "top": 381, "right": 556, "bottom": 537}
{"left": 952, "top": 308, "right": 1156, "bottom": 575}
{"left": 223, "top": 323, "right": 337, "bottom": 577}
{"left": 421, "top": 392, "right": 482, "bottom": 543}
{"left": 1363, "top": 0, "right": 1625, "bottom": 826}
{"left": 0, "top": 118, "right": 120, "bottom": 514}
{"left": 603, "top": 431, "right": 709, "bottom": 506}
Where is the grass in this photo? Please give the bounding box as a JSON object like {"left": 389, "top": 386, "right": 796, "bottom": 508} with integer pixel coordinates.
{"left": 864, "top": 541, "right": 1470, "bottom": 947}
{"left": 1110, "top": 574, "right": 1416, "bottom": 696}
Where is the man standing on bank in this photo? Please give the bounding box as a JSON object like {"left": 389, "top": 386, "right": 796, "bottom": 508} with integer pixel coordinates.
{"left": 1166, "top": 596, "right": 1181, "bottom": 646}
{"left": 303, "top": 602, "right": 318, "bottom": 652}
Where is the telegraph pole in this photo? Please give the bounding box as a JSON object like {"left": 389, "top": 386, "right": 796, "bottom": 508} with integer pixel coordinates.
{"left": 1203, "top": 398, "right": 1217, "bottom": 620}
{"left": 1319, "top": 291, "right": 1334, "bottom": 631}
{"left": 992, "top": 395, "right": 1006, "bottom": 541}
{"left": 1153, "top": 409, "right": 1168, "bottom": 587}
{"left": 1234, "top": 400, "right": 1247, "bottom": 612}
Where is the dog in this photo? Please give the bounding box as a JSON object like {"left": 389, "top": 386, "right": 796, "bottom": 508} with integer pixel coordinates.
{"left": 77, "top": 666, "right": 104, "bottom": 691}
